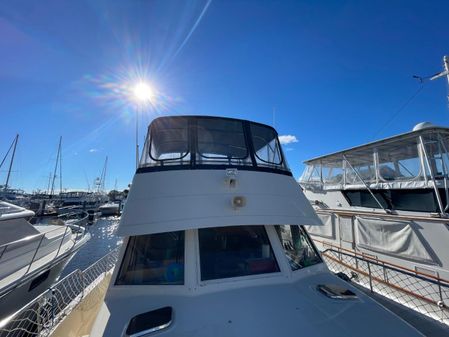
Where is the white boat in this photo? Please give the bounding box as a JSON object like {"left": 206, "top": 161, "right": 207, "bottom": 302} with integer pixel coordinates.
{"left": 0, "top": 201, "right": 90, "bottom": 319}
{"left": 299, "top": 122, "right": 449, "bottom": 322}
{"left": 99, "top": 202, "right": 121, "bottom": 216}
{"left": 88, "top": 116, "right": 421, "bottom": 336}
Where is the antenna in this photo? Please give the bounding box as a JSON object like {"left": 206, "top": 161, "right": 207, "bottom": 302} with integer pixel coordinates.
{"left": 414, "top": 55, "right": 449, "bottom": 102}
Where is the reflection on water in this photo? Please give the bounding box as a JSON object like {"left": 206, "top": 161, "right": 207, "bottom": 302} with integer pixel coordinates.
{"left": 62, "top": 217, "right": 123, "bottom": 277}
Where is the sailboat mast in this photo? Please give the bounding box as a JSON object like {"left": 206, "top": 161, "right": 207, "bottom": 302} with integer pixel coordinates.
{"left": 50, "top": 136, "right": 62, "bottom": 197}
{"left": 4, "top": 134, "right": 18, "bottom": 191}
{"left": 59, "top": 138, "right": 63, "bottom": 194}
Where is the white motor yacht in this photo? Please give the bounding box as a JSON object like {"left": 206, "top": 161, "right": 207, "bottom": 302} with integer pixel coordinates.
{"left": 99, "top": 202, "right": 121, "bottom": 216}
{"left": 299, "top": 122, "right": 449, "bottom": 322}
{"left": 0, "top": 201, "right": 90, "bottom": 319}
{"left": 90, "top": 115, "right": 422, "bottom": 337}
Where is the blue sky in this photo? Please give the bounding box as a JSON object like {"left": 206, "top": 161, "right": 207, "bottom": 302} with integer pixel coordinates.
{"left": 1, "top": 0, "right": 449, "bottom": 192}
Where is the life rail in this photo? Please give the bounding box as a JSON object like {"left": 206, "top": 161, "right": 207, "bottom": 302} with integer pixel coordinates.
{"left": 0, "top": 247, "right": 119, "bottom": 337}
{"left": 315, "top": 207, "right": 449, "bottom": 224}
{"left": 320, "top": 244, "right": 449, "bottom": 325}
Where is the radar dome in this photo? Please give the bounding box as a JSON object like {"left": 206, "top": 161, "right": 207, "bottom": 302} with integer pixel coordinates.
{"left": 413, "top": 122, "right": 436, "bottom": 131}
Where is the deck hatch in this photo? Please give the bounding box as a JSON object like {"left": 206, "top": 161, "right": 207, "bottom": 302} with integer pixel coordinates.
{"left": 126, "top": 306, "right": 172, "bottom": 337}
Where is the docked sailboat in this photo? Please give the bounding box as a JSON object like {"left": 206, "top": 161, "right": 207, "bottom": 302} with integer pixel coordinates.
{"left": 0, "top": 201, "right": 90, "bottom": 320}
{"left": 88, "top": 115, "right": 421, "bottom": 336}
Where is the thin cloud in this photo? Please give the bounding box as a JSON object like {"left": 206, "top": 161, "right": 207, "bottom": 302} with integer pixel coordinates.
{"left": 278, "top": 135, "right": 298, "bottom": 145}
{"left": 89, "top": 148, "right": 98, "bottom": 153}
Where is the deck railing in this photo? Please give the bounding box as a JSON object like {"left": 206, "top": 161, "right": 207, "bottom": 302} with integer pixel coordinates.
{"left": 0, "top": 247, "right": 119, "bottom": 337}
{"left": 0, "top": 221, "right": 89, "bottom": 299}
{"left": 321, "top": 245, "right": 449, "bottom": 325}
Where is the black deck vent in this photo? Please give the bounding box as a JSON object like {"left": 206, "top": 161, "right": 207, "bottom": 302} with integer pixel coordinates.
{"left": 126, "top": 306, "right": 173, "bottom": 337}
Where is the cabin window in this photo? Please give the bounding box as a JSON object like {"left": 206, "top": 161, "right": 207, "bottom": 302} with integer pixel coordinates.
{"left": 116, "top": 231, "right": 185, "bottom": 285}
{"left": 198, "top": 225, "right": 279, "bottom": 281}
{"left": 274, "top": 225, "right": 321, "bottom": 270}
{"left": 344, "top": 190, "right": 390, "bottom": 209}
{"left": 343, "top": 189, "right": 441, "bottom": 212}
{"left": 197, "top": 118, "right": 249, "bottom": 164}
{"left": 149, "top": 117, "right": 190, "bottom": 162}
{"left": 250, "top": 124, "right": 283, "bottom": 166}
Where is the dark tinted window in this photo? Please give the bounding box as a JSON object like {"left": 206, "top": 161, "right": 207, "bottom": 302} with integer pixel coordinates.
{"left": 150, "top": 117, "right": 189, "bottom": 161}
{"left": 197, "top": 118, "right": 248, "bottom": 160}
{"left": 116, "top": 231, "right": 184, "bottom": 285}
{"left": 343, "top": 189, "right": 440, "bottom": 212}
{"left": 344, "top": 190, "right": 390, "bottom": 209}
{"left": 198, "top": 226, "right": 279, "bottom": 281}
{"left": 390, "top": 189, "right": 439, "bottom": 212}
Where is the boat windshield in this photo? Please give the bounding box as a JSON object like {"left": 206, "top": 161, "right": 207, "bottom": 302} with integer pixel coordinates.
{"left": 139, "top": 116, "right": 289, "bottom": 173}
{"left": 198, "top": 225, "right": 279, "bottom": 281}
{"left": 274, "top": 225, "right": 322, "bottom": 270}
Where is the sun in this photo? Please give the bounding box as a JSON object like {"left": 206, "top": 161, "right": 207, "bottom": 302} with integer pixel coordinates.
{"left": 132, "top": 81, "right": 155, "bottom": 103}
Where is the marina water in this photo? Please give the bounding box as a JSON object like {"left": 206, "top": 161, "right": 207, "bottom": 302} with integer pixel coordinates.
{"left": 62, "top": 216, "right": 122, "bottom": 277}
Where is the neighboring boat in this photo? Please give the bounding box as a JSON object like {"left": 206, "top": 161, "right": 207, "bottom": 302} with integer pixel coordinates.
{"left": 89, "top": 116, "right": 421, "bottom": 337}
{"left": 0, "top": 201, "right": 90, "bottom": 319}
{"left": 99, "top": 202, "right": 121, "bottom": 216}
{"left": 59, "top": 191, "right": 108, "bottom": 210}
{"left": 298, "top": 122, "right": 449, "bottom": 321}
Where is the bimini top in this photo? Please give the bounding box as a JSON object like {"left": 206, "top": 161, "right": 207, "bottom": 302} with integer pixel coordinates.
{"left": 300, "top": 125, "right": 449, "bottom": 191}
{"left": 138, "top": 115, "right": 291, "bottom": 176}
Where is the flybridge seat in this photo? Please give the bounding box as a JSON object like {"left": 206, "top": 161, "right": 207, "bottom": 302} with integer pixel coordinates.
{"left": 300, "top": 126, "right": 449, "bottom": 191}
{"left": 138, "top": 116, "right": 290, "bottom": 175}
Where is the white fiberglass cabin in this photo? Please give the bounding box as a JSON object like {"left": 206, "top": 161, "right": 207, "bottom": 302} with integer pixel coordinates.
{"left": 0, "top": 201, "right": 89, "bottom": 320}
{"left": 91, "top": 116, "right": 421, "bottom": 337}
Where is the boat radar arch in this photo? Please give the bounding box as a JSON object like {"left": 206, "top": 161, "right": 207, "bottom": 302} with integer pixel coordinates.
{"left": 118, "top": 116, "right": 321, "bottom": 236}
{"left": 413, "top": 121, "right": 436, "bottom": 131}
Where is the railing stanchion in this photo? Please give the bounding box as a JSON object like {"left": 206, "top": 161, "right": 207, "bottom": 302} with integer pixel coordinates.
{"left": 55, "top": 226, "right": 70, "bottom": 258}
{"left": 25, "top": 234, "right": 45, "bottom": 275}
{"left": 367, "top": 261, "right": 373, "bottom": 293}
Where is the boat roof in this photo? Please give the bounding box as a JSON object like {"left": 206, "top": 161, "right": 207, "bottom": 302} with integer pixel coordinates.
{"left": 0, "top": 201, "right": 34, "bottom": 220}
{"left": 304, "top": 125, "right": 449, "bottom": 165}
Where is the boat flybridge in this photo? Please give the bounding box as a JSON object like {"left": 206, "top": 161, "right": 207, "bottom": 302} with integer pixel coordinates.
{"left": 299, "top": 123, "right": 449, "bottom": 277}
{"left": 0, "top": 201, "right": 90, "bottom": 320}
{"left": 91, "top": 115, "right": 421, "bottom": 337}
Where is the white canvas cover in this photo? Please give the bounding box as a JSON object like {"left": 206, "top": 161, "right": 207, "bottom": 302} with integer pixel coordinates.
{"left": 339, "top": 216, "right": 353, "bottom": 242}
{"left": 356, "top": 217, "right": 434, "bottom": 263}
{"left": 306, "top": 213, "right": 335, "bottom": 239}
